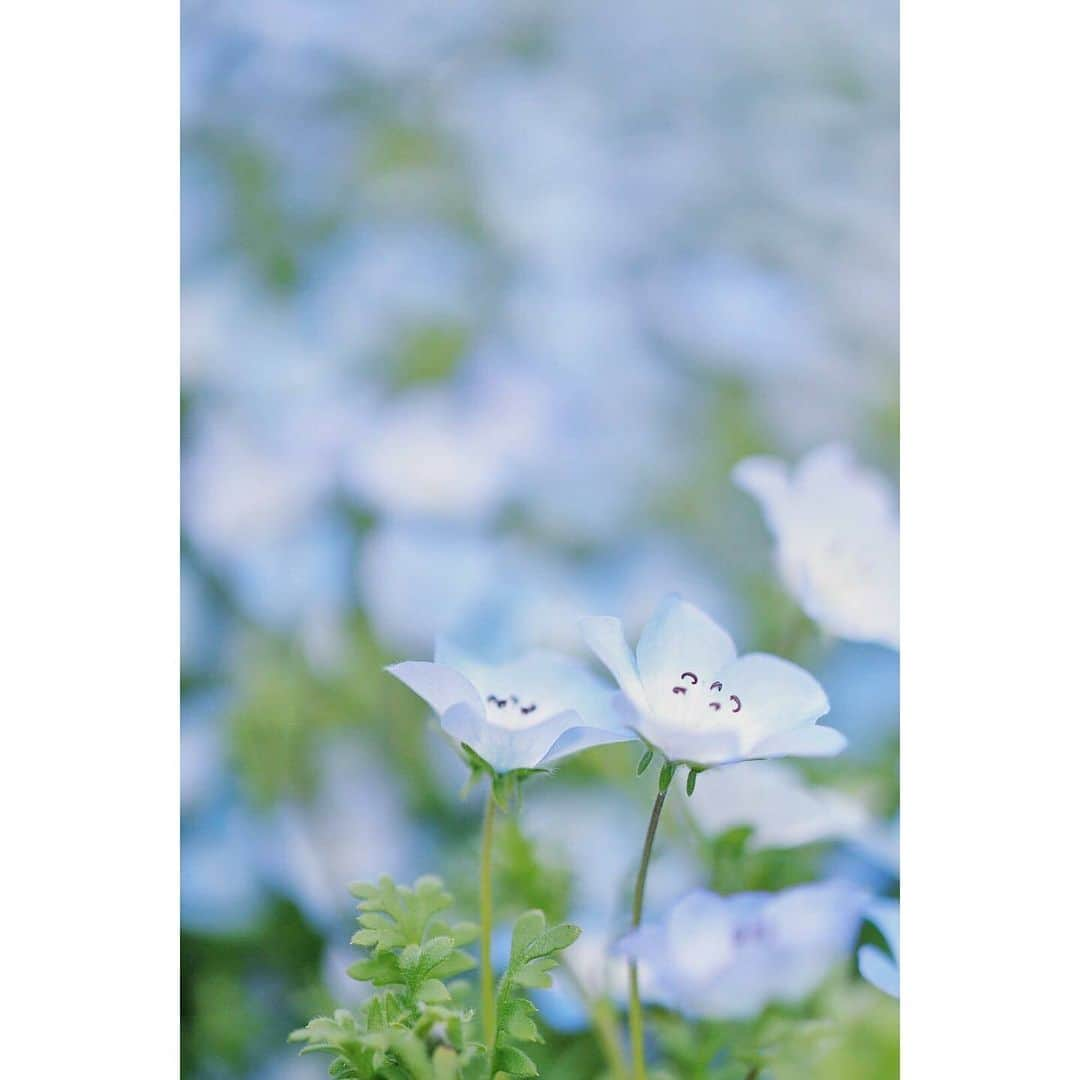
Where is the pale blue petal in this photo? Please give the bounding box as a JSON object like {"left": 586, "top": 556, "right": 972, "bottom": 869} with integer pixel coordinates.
{"left": 637, "top": 721, "right": 743, "bottom": 767}
{"left": 439, "top": 702, "right": 506, "bottom": 767}
{"left": 499, "top": 650, "right": 610, "bottom": 717}
{"left": 732, "top": 455, "right": 790, "bottom": 527}
{"left": 750, "top": 724, "right": 846, "bottom": 759}
{"left": 385, "top": 660, "right": 486, "bottom": 719}
{"left": 858, "top": 944, "right": 899, "bottom": 998}
{"left": 580, "top": 615, "right": 650, "bottom": 713}
{"left": 537, "top": 720, "right": 635, "bottom": 767}
{"left": 636, "top": 595, "right": 738, "bottom": 713}
{"left": 722, "top": 652, "right": 830, "bottom": 744}
{"left": 866, "top": 898, "right": 899, "bottom": 956}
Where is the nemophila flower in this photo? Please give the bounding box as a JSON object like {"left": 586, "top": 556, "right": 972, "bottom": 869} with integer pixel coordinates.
{"left": 685, "top": 761, "right": 869, "bottom": 849}
{"left": 581, "top": 594, "right": 842, "bottom": 767}
{"left": 387, "top": 640, "right": 634, "bottom": 774}
{"left": 618, "top": 882, "right": 867, "bottom": 1020}
{"left": 733, "top": 444, "right": 899, "bottom": 649}
{"left": 859, "top": 898, "right": 899, "bottom": 998}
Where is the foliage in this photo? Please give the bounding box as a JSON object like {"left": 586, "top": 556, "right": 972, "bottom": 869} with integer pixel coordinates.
{"left": 490, "top": 909, "right": 581, "bottom": 1079}
{"left": 290, "top": 877, "right": 581, "bottom": 1080}
{"left": 290, "top": 875, "right": 484, "bottom": 1079}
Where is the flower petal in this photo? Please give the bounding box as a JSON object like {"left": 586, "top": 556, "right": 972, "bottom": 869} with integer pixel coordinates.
{"left": 385, "top": 660, "right": 486, "bottom": 719}
{"left": 579, "top": 615, "right": 650, "bottom": 715}
{"left": 627, "top": 703, "right": 744, "bottom": 766}
{"left": 537, "top": 719, "right": 635, "bottom": 767}
{"left": 440, "top": 701, "right": 500, "bottom": 762}
{"left": 732, "top": 455, "right": 790, "bottom": 527}
{"left": 721, "top": 652, "right": 829, "bottom": 746}
{"left": 750, "top": 724, "right": 846, "bottom": 760}
{"left": 636, "top": 595, "right": 738, "bottom": 715}
{"left": 866, "top": 899, "right": 899, "bottom": 957}
{"left": 858, "top": 944, "right": 899, "bottom": 998}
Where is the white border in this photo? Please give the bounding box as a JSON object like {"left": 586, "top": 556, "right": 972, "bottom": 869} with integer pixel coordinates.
{"left": 2, "top": 3, "right": 178, "bottom": 1075}
{"left": 903, "top": 2, "right": 1078, "bottom": 1075}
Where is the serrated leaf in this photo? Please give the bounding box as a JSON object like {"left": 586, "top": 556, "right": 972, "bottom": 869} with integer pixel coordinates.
{"left": 504, "top": 1009, "right": 542, "bottom": 1044}
{"left": 509, "top": 910, "right": 547, "bottom": 964}
{"left": 521, "top": 923, "right": 581, "bottom": 963}
{"left": 511, "top": 957, "right": 558, "bottom": 989}
{"left": 496, "top": 1045, "right": 540, "bottom": 1077}
{"left": 347, "top": 954, "right": 401, "bottom": 985}
{"left": 428, "top": 948, "right": 477, "bottom": 981}
{"left": 449, "top": 921, "right": 479, "bottom": 946}
{"left": 417, "top": 979, "right": 452, "bottom": 1004}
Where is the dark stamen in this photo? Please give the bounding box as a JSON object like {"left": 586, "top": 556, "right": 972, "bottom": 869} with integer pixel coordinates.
{"left": 672, "top": 686, "right": 687, "bottom": 695}
{"left": 681, "top": 671, "right": 699, "bottom": 684}
{"left": 729, "top": 695, "right": 742, "bottom": 713}
{"left": 709, "top": 680, "right": 722, "bottom": 691}
{"left": 709, "top": 702, "right": 722, "bottom": 711}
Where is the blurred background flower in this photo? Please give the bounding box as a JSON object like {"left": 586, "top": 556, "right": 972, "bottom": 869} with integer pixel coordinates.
{"left": 181, "top": 0, "right": 897, "bottom": 1075}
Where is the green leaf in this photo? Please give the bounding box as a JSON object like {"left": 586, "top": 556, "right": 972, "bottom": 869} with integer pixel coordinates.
{"left": 509, "top": 910, "right": 548, "bottom": 964}
{"left": 427, "top": 949, "right": 477, "bottom": 981}
{"left": 521, "top": 923, "right": 581, "bottom": 963}
{"left": 502, "top": 998, "right": 542, "bottom": 1044}
{"left": 296, "top": 874, "right": 480, "bottom": 1078}
{"left": 490, "top": 908, "right": 580, "bottom": 1075}
{"left": 637, "top": 748, "right": 655, "bottom": 775}
{"left": 511, "top": 956, "right": 558, "bottom": 989}
{"left": 495, "top": 1046, "right": 540, "bottom": 1077}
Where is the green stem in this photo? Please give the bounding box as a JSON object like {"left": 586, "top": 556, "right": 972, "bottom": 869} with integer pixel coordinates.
{"left": 561, "top": 962, "right": 630, "bottom": 1080}
{"left": 593, "top": 996, "right": 631, "bottom": 1080}
{"left": 480, "top": 783, "right": 497, "bottom": 1055}
{"left": 628, "top": 786, "right": 669, "bottom": 1080}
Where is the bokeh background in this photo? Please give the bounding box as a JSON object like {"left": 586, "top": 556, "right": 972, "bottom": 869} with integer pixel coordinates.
{"left": 181, "top": 1, "right": 898, "bottom": 1077}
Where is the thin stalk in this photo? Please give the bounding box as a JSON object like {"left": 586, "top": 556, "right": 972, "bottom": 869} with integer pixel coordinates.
{"left": 561, "top": 961, "right": 630, "bottom": 1080}
{"left": 628, "top": 787, "right": 669, "bottom": 1080}
{"left": 479, "top": 783, "right": 497, "bottom": 1054}
{"left": 592, "top": 996, "right": 631, "bottom": 1080}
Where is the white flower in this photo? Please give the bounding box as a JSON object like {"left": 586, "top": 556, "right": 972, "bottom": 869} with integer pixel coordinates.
{"left": 733, "top": 444, "right": 899, "bottom": 649}
{"left": 581, "top": 594, "right": 842, "bottom": 767}
{"left": 387, "top": 640, "right": 634, "bottom": 774}
{"left": 859, "top": 898, "right": 899, "bottom": 998}
{"left": 685, "top": 761, "right": 869, "bottom": 849}
{"left": 618, "top": 882, "right": 867, "bottom": 1020}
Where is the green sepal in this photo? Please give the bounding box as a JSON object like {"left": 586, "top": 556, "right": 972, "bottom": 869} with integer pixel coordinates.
{"left": 659, "top": 761, "right": 677, "bottom": 793}
{"left": 686, "top": 766, "right": 704, "bottom": 797}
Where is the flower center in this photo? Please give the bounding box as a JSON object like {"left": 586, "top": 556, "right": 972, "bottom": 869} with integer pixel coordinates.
{"left": 483, "top": 691, "right": 543, "bottom": 730}
{"left": 733, "top": 920, "right": 771, "bottom": 947}
{"left": 661, "top": 670, "right": 742, "bottom": 731}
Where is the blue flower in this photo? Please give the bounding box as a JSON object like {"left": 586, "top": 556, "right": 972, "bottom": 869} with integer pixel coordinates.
{"left": 387, "top": 640, "right": 634, "bottom": 774}
{"left": 685, "top": 761, "right": 869, "bottom": 850}
{"left": 581, "top": 594, "right": 843, "bottom": 767}
{"left": 618, "top": 882, "right": 867, "bottom": 1020}
{"left": 859, "top": 898, "right": 899, "bottom": 998}
{"left": 733, "top": 444, "right": 899, "bottom": 649}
